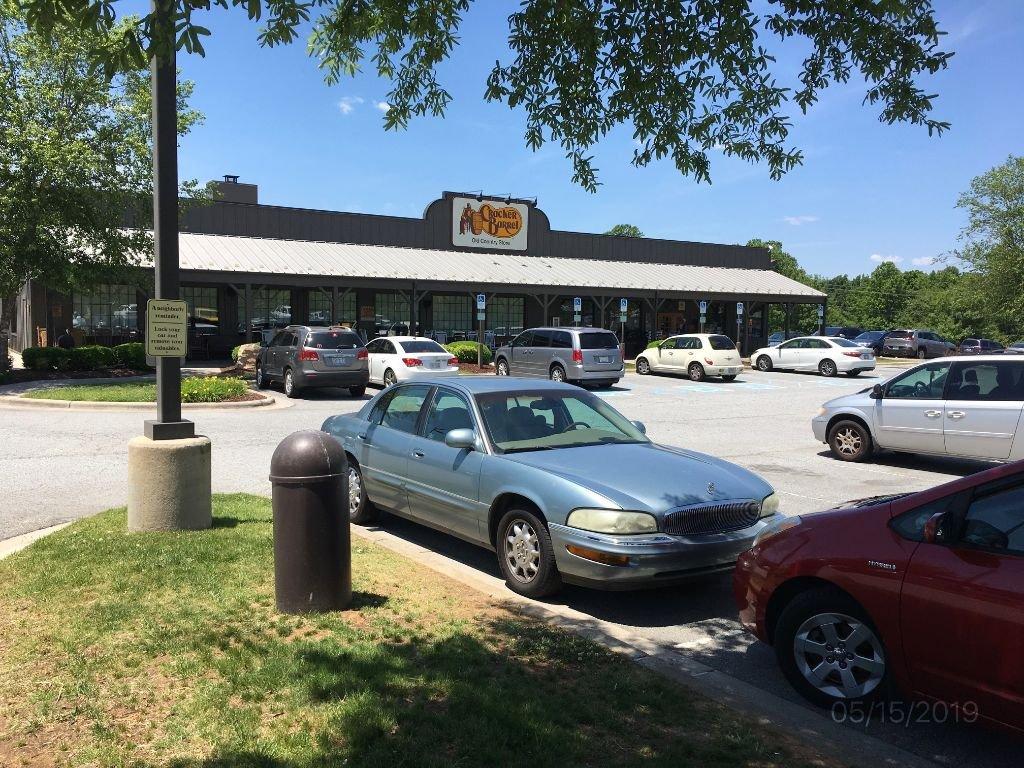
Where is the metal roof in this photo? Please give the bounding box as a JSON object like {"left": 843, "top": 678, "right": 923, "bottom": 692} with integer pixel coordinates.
{"left": 168, "top": 232, "right": 825, "bottom": 300}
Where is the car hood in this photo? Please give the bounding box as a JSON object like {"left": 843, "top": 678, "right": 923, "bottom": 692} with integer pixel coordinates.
{"left": 501, "top": 442, "right": 773, "bottom": 514}
{"left": 822, "top": 390, "right": 874, "bottom": 409}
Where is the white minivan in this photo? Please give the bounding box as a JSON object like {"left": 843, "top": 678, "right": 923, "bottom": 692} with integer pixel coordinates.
{"left": 813, "top": 356, "right": 1024, "bottom": 462}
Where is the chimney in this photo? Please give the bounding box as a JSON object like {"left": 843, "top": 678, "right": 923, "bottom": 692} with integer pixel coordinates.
{"left": 213, "top": 174, "right": 258, "bottom": 205}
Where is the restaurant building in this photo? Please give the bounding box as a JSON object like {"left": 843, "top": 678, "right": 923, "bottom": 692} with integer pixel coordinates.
{"left": 5, "top": 178, "right": 825, "bottom": 359}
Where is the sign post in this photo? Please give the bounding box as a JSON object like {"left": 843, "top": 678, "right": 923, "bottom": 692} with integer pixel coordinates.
{"left": 699, "top": 300, "right": 707, "bottom": 333}
{"left": 736, "top": 302, "right": 744, "bottom": 354}
{"left": 573, "top": 296, "right": 582, "bottom": 327}
{"left": 817, "top": 303, "right": 825, "bottom": 334}
{"left": 619, "top": 298, "right": 628, "bottom": 356}
{"left": 476, "top": 293, "right": 487, "bottom": 367}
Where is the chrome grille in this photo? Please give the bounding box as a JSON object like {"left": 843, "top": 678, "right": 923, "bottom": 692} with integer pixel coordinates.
{"left": 662, "top": 500, "right": 761, "bottom": 536}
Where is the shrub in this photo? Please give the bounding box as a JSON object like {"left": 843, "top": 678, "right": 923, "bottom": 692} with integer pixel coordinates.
{"left": 70, "top": 345, "right": 116, "bottom": 370}
{"left": 21, "top": 346, "right": 71, "bottom": 370}
{"left": 645, "top": 339, "right": 663, "bottom": 349}
{"left": 180, "top": 376, "right": 248, "bottom": 403}
{"left": 113, "top": 343, "right": 149, "bottom": 370}
{"left": 231, "top": 345, "right": 241, "bottom": 362}
{"left": 445, "top": 341, "right": 492, "bottom": 365}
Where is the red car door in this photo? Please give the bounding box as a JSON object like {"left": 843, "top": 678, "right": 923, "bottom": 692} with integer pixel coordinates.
{"left": 900, "top": 478, "right": 1024, "bottom": 729}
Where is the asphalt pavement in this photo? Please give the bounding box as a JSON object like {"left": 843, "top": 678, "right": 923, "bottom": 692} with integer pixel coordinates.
{"left": 0, "top": 364, "right": 1016, "bottom": 766}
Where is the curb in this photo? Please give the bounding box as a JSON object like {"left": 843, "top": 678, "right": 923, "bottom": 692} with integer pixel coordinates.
{"left": 2, "top": 393, "right": 275, "bottom": 410}
{"left": 0, "top": 522, "right": 71, "bottom": 560}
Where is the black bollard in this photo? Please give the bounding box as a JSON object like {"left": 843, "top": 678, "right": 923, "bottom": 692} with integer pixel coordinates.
{"left": 269, "top": 430, "right": 351, "bottom": 613}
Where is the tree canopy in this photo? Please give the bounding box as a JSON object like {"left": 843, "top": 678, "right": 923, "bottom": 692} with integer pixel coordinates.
{"left": 21, "top": 0, "right": 952, "bottom": 191}
{"left": 0, "top": 0, "right": 204, "bottom": 362}
{"left": 605, "top": 224, "right": 644, "bottom": 238}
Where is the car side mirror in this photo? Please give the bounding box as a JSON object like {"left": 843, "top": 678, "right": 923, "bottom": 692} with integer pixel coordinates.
{"left": 444, "top": 428, "right": 477, "bottom": 450}
{"left": 631, "top": 420, "right": 647, "bottom": 434}
{"left": 923, "top": 512, "right": 947, "bottom": 544}
{"left": 869, "top": 383, "right": 884, "bottom": 399}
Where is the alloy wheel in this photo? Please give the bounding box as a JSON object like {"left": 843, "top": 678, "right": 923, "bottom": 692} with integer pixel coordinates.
{"left": 820, "top": 360, "right": 836, "bottom": 377}
{"left": 504, "top": 519, "right": 541, "bottom": 583}
{"left": 757, "top": 356, "right": 771, "bottom": 372}
{"left": 497, "top": 360, "right": 509, "bottom": 376}
{"left": 793, "top": 612, "right": 886, "bottom": 700}
{"left": 348, "top": 466, "right": 362, "bottom": 519}
{"left": 384, "top": 369, "right": 396, "bottom": 387}
{"left": 550, "top": 366, "right": 565, "bottom": 382}
{"left": 917, "top": 348, "right": 927, "bottom": 359}
{"left": 284, "top": 371, "right": 293, "bottom": 396}
{"left": 255, "top": 366, "right": 264, "bottom": 388}
{"left": 636, "top": 358, "right": 650, "bottom": 375}
{"left": 688, "top": 363, "right": 704, "bottom": 381}
{"left": 833, "top": 427, "right": 862, "bottom": 457}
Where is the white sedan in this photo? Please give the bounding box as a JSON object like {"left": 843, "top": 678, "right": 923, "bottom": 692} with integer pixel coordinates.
{"left": 365, "top": 336, "right": 460, "bottom": 387}
{"left": 751, "top": 336, "right": 875, "bottom": 377}
{"left": 634, "top": 333, "right": 744, "bottom": 381}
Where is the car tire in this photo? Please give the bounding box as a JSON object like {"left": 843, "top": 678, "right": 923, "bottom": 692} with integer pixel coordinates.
{"left": 846, "top": 370, "right": 862, "bottom": 377}
{"left": 775, "top": 587, "right": 890, "bottom": 709}
{"left": 756, "top": 355, "right": 773, "bottom": 372}
{"left": 687, "top": 362, "right": 706, "bottom": 382}
{"left": 383, "top": 368, "right": 397, "bottom": 387}
{"left": 346, "top": 461, "right": 378, "bottom": 525}
{"left": 827, "top": 419, "right": 873, "bottom": 462}
{"left": 255, "top": 364, "right": 267, "bottom": 389}
{"left": 284, "top": 368, "right": 300, "bottom": 398}
{"left": 348, "top": 385, "right": 366, "bottom": 398}
{"left": 721, "top": 374, "right": 737, "bottom": 382}
{"left": 917, "top": 348, "right": 927, "bottom": 360}
{"left": 818, "top": 359, "right": 838, "bottom": 377}
{"left": 549, "top": 364, "right": 566, "bottom": 383}
{"left": 635, "top": 357, "right": 651, "bottom": 375}
{"left": 496, "top": 358, "right": 509, "bottom": 376}
{"left": 496, "top": 508, "right": 562, "bottom": 598}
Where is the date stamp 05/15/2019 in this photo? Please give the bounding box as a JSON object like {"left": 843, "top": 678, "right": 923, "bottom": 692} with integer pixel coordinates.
{"left": 831, "top": 700, "right": 981, "bottom": 729}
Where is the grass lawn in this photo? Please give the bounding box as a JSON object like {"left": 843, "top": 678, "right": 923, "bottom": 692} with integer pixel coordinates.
{"left": 22, "top": 378, "right": 253, "bottom": 403}
{"left": 0, "top": 495, "right": 844, "bottom": 768}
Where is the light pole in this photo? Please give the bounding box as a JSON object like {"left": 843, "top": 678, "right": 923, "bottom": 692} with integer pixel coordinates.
{"left": 126, "top": 0, "right": 212, "bottom": 532}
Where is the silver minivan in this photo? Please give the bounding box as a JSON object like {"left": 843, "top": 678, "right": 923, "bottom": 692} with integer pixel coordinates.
{"left": 493, "top": 327, "right": 624, "bottom": 387}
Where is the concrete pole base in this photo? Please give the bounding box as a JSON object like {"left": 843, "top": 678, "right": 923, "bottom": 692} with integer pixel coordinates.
{"left": 127, "top": 435, "right": 212, "bottom": 531}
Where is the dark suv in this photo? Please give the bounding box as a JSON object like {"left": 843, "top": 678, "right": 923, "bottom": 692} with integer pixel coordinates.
{"left": 958, "top": 338, "right": 1006, "bottom": 355}
{"left": 821, "top": 326, "right": 862, "bottom": 340}
{"left": 256, "top": 325, "right": 369, "bottom": 398}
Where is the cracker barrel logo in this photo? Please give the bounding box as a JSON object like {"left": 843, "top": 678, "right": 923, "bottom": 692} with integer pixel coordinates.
{"left": 459, "top": 202, "right": 523, "bottom": 239}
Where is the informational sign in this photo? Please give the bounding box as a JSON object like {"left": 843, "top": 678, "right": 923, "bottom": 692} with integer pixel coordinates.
{"left": 476, "top": 311, "right": 485, "bottom": 322}
{"left": 736, "top": 302, "right": 744, "bottom": 315}
{"left": 817, "top": 304, "right": 825, "bottom": 318}
{"left": 699, "top": 300, "right": 708, "bottom": 314}
{"left": 476, "top": 293, "right": 487, "bottom": 310}
{"left": 145, "top": 299, "right": 187, "bottom": 358}
{"left": 619, "top": 314, "right": 627, "bottom": 323}
{"left": 360, "top": 305, "right": 375, "bottom": 321}
{"left": 620, "top": 298, "right": 628, "bottom": 313}
{"left": 699, "top": 315, "right": 707, "bottom": 324}
{"left": 452, "top": 196, "right": 529, "bottom": 251}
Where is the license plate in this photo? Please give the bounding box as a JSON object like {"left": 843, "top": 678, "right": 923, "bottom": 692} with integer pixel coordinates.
{"left": 432, "top": 360, "right": 445, "bottom": 368}
{"left": 595, "top": 355, "right": 611, "bottom": 364}
{"left": 861, "top": 354, "right": 871, "bottom": 360}
{"left": 327, "top": 355, "right": 352, "bottom": 367}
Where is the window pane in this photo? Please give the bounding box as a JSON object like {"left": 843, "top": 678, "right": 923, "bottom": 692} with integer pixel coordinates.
{"left": 422, "top": 392, "right": 474, "bottom": 442}
{"left": 708, "top": 335, "right": 735, "bottom": 351}
{"left": 374, "top": 292, "right": 410, "bottom": 336}
{"left": 579, "top": 331, "right": 618, "bottom": 350}
{"left": 431, "top": 295, "right": 471, "bottom": 337}
{"left": 239, "top": 288, "right": 291, "bottom": 332}
{"left": 182, "top": 286, "right": 218, "bottom": 335}
{"left": 73, "top": 284, "right": 138, "bottom": 341}
{"left": 963, "top": 485, "right": 1024, "bottom": 555}
{"left": 486, "top": 297, "right": 524, "bottom": 341}
{"left": 307, "top": 331, "right": 362, "bottom": 350}
{"left": 400, "top": 340, "right": 448, "bottom": 354}
{"left": 885, "top": 363, "right": 949, "bottom": 399}
{"left": 949, "top": 362, "right": 1024, "bottom": 401}
{"left": 380, "top": 385, "right": 430, "bottom": 434}
{"left": 307, "top": 290, "right": 357, "bottom": 328}
{"left": 551, "top": 331, "right": 573, "bottom": 349}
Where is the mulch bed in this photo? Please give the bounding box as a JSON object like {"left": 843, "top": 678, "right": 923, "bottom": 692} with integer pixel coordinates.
{"left": 456, "top": 362, "right": 494, "bottom": 375}
{"left": 221, "top": 391, "right": 267, "bottom": 402}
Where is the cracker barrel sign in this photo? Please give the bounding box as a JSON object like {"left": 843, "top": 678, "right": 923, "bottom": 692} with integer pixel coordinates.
{"left": 451, "top": 196, "right": 529, "bottom": 251}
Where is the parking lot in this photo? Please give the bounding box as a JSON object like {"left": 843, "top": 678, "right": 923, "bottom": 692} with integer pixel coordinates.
{"left": 0, "top": 365, "right": 1015, "bottom": 765}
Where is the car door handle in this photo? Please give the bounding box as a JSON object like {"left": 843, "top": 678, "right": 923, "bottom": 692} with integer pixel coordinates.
{"left": 411, "top": 450, "right": 425, "bottom": 458}
{"left": 357, "top": 433, "right": 368, "bottom": 440}
{"left": 947, "top": 411, "right": 966, "bottom": 420}
{"left": 924, "top": 410, "right": 941, "bottom": 418}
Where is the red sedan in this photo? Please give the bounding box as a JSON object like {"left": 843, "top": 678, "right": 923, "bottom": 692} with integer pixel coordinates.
{"left": 734, "top": 461, "right": 1024, "bottom": 733}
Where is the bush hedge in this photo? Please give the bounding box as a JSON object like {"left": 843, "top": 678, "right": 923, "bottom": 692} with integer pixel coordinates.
{"left": 20, "top": 343, "right": 150, "bottom": 372}
{"left": 645, "top": 339, "right": 663, "bottom": 349}
{"left": 180, "top": 377, "right": 248, "bottom": 403}
{"left": 444, "top": 341, "right": 492, "bottom": 365}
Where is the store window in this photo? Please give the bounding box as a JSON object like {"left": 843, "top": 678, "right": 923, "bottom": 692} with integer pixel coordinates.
{"left": 487, "top": 297, "right": 524, "bottom": 344}
{"left": 72, "top": 284, "right": 139, "bottom": 340}
{"left": 181, "top": 286, "right": 219, "bottom": 335}
{"left": 554, "top": 296, "right": 595, "bottom": 327}
{"left": 238, "top": 288, "right": 292, "bottom": 332}
{"left": 374, "top": 292, "right": 410, "bottom": 336}
{"left": 308, "top": 290, "right": 356, "bottom": 327}
{"left": 431, "top": 295, "right": 472, "bottom": 339}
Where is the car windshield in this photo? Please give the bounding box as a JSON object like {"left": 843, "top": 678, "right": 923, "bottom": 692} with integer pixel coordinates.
{"left": 307, "top": 331, "right": 362, "bottom": 350}
{"left": 855, "top": 331, "right": 884, "bottom": 342}
{"left": 888, "top": 330, "right": 912, "bottom": 339}
{"left": 708, "top": 335, "right": 736, "bottom": 351}
{"left": 475, "top": 390, "right": 647, "bottom": 454}
{"left": 1013, "top": 343, "right": 1024, "bottom": 349}
{"left": 830, "top": 338, "right": 860, "bottom": 347}
{"left": 579, "top": 332, "right": 619, "bottom": 350}
{"left": 400, "top": 340, "right": 448, "bottom": 354}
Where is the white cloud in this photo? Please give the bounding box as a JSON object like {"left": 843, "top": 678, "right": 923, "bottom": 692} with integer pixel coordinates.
{"left": 338, "top": 96, "right": 364, "bottom": 115}
{"left": 374, "top": 101, "right": 391, "bottom": 113}
{"left": 869, "top": 253, "right": 904, "bottom": 264}
{"left": 911, "top": 256, "right": 936, "bottom": 267}
{"left": 782, "top": 215, "right": 819, "bottom": 226}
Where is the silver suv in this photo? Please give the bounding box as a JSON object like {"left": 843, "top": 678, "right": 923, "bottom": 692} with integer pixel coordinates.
{"left": 493, "top": 327, "right": 624, "bottom": 387}
{"left": 256, "top": 325, "right": 369, "bottom": 398}
{"left": 882, "top": 329, "right": 955, "bottom": 359}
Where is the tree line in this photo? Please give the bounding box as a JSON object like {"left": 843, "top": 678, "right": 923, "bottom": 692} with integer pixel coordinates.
{"left": 754, "top": 155, "right": 1024, "bottom": 345}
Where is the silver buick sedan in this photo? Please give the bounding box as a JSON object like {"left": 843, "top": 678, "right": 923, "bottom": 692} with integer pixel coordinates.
{"left": 321, "top": 378, "right": 779, "bottom": 597}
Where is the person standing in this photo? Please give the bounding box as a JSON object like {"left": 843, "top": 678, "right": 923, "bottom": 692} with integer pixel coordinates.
{"left": 56, "top": 328, "right": 76, "bottom": 350}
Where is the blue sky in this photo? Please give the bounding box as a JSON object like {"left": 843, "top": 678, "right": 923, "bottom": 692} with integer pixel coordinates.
{"left": 166, "top": 0, "right": 1023, "bottom": 277}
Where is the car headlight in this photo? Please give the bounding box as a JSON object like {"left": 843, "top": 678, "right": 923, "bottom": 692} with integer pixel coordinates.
{"left": 816, "top": 407, "right": 828, "bottom": 417}
{"left": 566, "top": 508, "right": 658, "bottom": 535}
{"left": 760, "top": 492, "right": 780, "bottom": 518}
{"left": 752, "top": 515, "right": 801, "bottom": 547}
